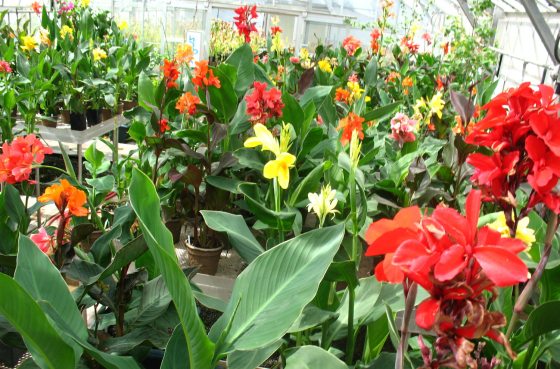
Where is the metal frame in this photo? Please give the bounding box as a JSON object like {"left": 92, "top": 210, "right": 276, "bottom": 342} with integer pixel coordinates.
{"left": 518, "top": 0, "right": 560, "bottom": 65}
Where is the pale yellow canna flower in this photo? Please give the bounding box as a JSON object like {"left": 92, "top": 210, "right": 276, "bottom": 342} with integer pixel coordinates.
{"left": 428, "top": 92, "right": 445, "bottom": 119}
{"left": 349, "top": 129, "right": 362, "bottom": 169}
{"left": 308, "top": 184, "right": 339, "bottom": 227}
{"left": 263, "top": 152, "right": 296, "bottom": 189}
{"left": 92, "top": 47, "right": 108, "bottom": 61}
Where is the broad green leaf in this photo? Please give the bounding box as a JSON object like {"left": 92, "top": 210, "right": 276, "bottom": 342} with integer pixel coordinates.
{"left": 129, "top": 168, "right": 214, "bottom": 369}
{"left": 288, "top": 305, "right": 338, "bottom": 333}
{"left": 225, "top": 43, "right": 255, "bottom": 96}
{"left": 209, "top": 68, "right": 238, "bottom": 122}
{"left": 130, "top": 275, "right": 172, "bottom": 326}
{"left": 138, "top": 71, "right": 156, "bottom": 109}
{"left": 15, "top": 235, "right": 87, "bottom": 341}
{"left": 285, "top": 346, "right": 347, "bottom": 369}
{"left": 238, "top": 183, "right": 297, "bottom": 230}
{"left": 201, "top": 210, "right": 264, "bottom": 263}
{"left": 364, "top": 57, "right": 378, "bottom": 86}
{"left": 520, "top": 301, "right": 560, "bottom": 344}
{"left": 209, "top": 224, "right": 345, "bottom": 352}
{"left": 161, "top": 325, "right": 188, "bottom": 369}
{"left": 288, "top": 162, "right": 328, "bottom": 207}
{"left": 0, "top": 273, "right": 75, "bottom": 369}
{"left": 362, "top": 102, "right": 401, "bottom": 123}
{"left": 227, "top": 340, "right": 282, "bottom": 369}
{"left": 282, "top": 93, "right": 305, "bottom": 135}
{"left": 324, "top": 276, "right": 403, "bottom": 346}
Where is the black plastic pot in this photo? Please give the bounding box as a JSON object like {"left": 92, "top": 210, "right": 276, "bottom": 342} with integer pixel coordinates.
{"left": 86, "top": 109, "right": 100, "bottom": 126}
{"left": 141, "top": 349, "right": 164, "bottom": 369}
{"left": 69, "top": 112, "right": 87, "bottom": 131}
{"left": 118, "top": 124, "right": 131, "bottom": 143}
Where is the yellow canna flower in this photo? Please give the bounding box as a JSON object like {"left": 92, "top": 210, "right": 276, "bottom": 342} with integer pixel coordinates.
{"left": 409, "top": 22, "right": 420, "bottom": 38}
{"left": 271, "top": 33, "right": 284, "bottom": 54}
{"left": 347, "top": 81, "right": 365, "bottom": 103}
{"left": 263, "top": 152, "right": 296, "bottom": 189}
{"left": 81, "top": 0, "right": 90, "bottom": 7}
{"left": 244, "top": 123, "right": 280, "bottom": 156}
{"left": 318, "top": 58, "right": 332, "bottom": 73}
{"left": 20, "top": 35, "right": 37, "bottom": 52}
{"left": 118, "top": 20, "right": 128, "bottom": 30}
{"left": 92, "top": 47, "right": 108, "bottom": 61}
{"left": 60, "top": 25, "right": 74, "bottom": 40}
{"left": 488, "top": 212, "right": 536, "bottom": 248}
{"left": 307, "top": 184, "right": 338, "bottom": 227}
{"left": 428, "top": 92, "right": 445, "bottom": 119}
{"left": 279, "top": 123, "right": 292, "bottom": 153}
{"left": 299, "top": 48, "right": 309, "bottom": 60}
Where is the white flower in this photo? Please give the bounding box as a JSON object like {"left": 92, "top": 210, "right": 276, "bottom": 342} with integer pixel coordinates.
{"left": 307, "top": 184, "right": 339, "bottom": 227}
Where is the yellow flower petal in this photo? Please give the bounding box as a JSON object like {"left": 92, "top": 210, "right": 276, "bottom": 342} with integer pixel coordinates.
{"left": 263, "top": 159, "right": 279, "bottom": 180}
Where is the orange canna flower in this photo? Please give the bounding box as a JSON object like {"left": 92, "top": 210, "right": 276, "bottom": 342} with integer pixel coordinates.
{"left": 335, "top": 88, "right": 351, "bottom": 104}
{"left": 31, "top": 1, "right": 41, "bottom": 14}
{"left": 386, "top": 71, "right": 400, "bottom": 83}
{"left": 192, "top": 60, "right": 221, "bottom": 90}
{"left": 175, "top": 44, "right": 194, "bottom": 65}
{"left": 176, "top": 92, "right": 201, "bottom": 115}
{"left": 162, "top": 59, "right": 180, "bottom": 89}
{"left": 39, "top": 179, "right": 88, "bottom": 217}
{"left": 337, "top": 112, "right": 365, "bottom": 145}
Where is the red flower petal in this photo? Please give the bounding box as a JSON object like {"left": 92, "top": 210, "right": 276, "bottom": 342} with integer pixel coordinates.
{"left": 434, "top": 244, "right": 467, "bottom": 282}
{"left": 415, "top": 298, "right": 440, "bottom": 330}
{"left": 474, "top": 246, "right": 528, "bottom": 286}
{"left": 465, "top": 190, "right": 482, "bottom": 243}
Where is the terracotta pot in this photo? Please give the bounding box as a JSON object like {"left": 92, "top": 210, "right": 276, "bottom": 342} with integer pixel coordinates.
{"left": 165, "top": 219, "right": 183, "bottom": 244}
{"left": 41, "top": 117, "right": 58, "bottom": 128}
{"left": 100, "top": 108, "right": 113, "bottom": 121}
{"left": 69, "top": 112, "right": 87, "bottom": 131}
{"left": 186, "top": 241, "right": 222, "bottom": 275}
{"left": 122, "top": 100, "right": 138, "bottom": 111}
{"left": 60, "top": 110, "right": 71, "bottom": 124}
{"left": 80, "top": 230, "right": 103, "bottom": 252}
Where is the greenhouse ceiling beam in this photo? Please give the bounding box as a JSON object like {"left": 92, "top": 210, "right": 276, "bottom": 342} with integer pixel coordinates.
{"left": 456, "top": 0, "right": 477, "bottom": 27}
{"left": 519, "top": 0, "right": 560, "bottom": 64}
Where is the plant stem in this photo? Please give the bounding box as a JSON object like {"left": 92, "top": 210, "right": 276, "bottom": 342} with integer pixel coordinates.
{"left": 349, "top": 169, "right": 359, "bottom": 264}
{"left": 115, "top": 263, "right": 131, "bottom": 337}
{"left": 54, "top": 213, "right": 67, "bottom": 269}
{"left": 506, "top": 213, "right": 559, "bottom": 338}
{"left": 522, "top": 338, "right": 537, "bottom": 369}
{"left": 345, "top": 285, "right": 356, "bottom": 365}
{"left": 273, "top": 179, "right": 284, "bottom": 243}
{"left": 396, "top": 282, "right": 418, "bottom": 369}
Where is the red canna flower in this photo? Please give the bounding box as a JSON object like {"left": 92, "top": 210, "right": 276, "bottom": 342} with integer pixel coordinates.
{"left": 289, "top": 56, "right": 300, "bottom": 64}
{"left": 270, "top": 26, "right": 282, "bottom": 35}
{"left": 161, "top": 59, "right": 180, "bottom": 89}
{"left": 245, "top": 81, "right": 284, "bottom": 124}
{"left": 192, "top": 60, "right": 221, "bottom": 90}
{"left": 422, "top": 32, "right": 432, "bottom": 45}
{"left": 176, "top": 91, "right": 201, "bottom": 116}
{"left": 436, "top": 76, "right": 444, "bottom": 90}
{"left": 401, "top": 36, "right": 419, "bottom": 54}
{"left": 337, "top": 112, "right": 365, "bottom": 145}
{"left": 390, "top": 113, "right": 416, "bottom": 144}
{"left": 0, "top": 135, "right": 52, "bottom": 184}
{"left": 365, "top": 190, "right": 527, "bottom": 366}
{"left": 0, "top": 60, "right": 12, "bottom": 74}
{"left": 342, "top": 35, "right": 361, "bottom": 56}
{"left": 370, "top": 28, "right": 381, "bottom": 53}
{"left": 234, "top": 5, "right": 258, "bottom": 43}
{"left": 466, "top": 82, "right": 560, "bottom": 214}
{"left": 30, "top": 228, "right": 53, "bottom": 254}
{"left": 442, "top": 42, "right": 450, "bottom": 55}
{"left": 158, "top": 118, "right": 170, "bottom": 133}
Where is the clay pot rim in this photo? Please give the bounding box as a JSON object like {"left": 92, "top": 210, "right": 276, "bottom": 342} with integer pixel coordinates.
{"left": 184, "top": 240, "right": 223, "bottom": 253}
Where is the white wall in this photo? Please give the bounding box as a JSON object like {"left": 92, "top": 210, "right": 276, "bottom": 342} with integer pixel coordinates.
{"left": 493, "top": 12, "right": 560, "bottom": 88}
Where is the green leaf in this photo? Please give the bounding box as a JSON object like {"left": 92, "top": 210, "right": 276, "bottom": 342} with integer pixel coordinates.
{"left": 227, "top": 340, "right": 282, "bottom": 369}
{"left": 520, "top": 301, "right": 560, "bottom": 344}
{"left": 209, "top": 224, "right": 345, "bottom": 352}
{"left": 325, "top": 276, "right": 403, "bottom": 346}
{"left": 229, "top": 99, "right": 250, "bottom": 134}
{"left": 129, "top": 168, "right": 214, "bottom": 369}
{"left": 0, "top": 273, "right": 75, "bottom": 369}
{"left": 288, "top": 305, "right": 338, "bottom": 333}
{"left": 15, "top": 235, "right": 87, "bottom": 342}
{"left": 225, "top": 44, "right": 255, "bottom": 96}
{"left": 282, "top": 93, "right": 305, "bottom": 135}
{"left": 59, "top": 142, "right": 78, "bottom": 182}
{"left": 288, "top": 162, "right": 327, "bottom": 207}
{"left": 285, "top": 346, "right": 347, "bottom": 369}
{"left": 364, "top": 57, "right": 378, "bottom": 86}
{"left": 201, "top": 211, "right": 264, "bottom": 263}
{"left": 131, "top": 276, "right": 172, "bottom": 326}
{"left": 209, "top": 68, "right": 238, "bottom": 122}
{"left": 239, "top": 183, "right": 297, "bottom": 230}
{"left": 161, "top": 325, "right": 188, "bottom": 369}
{"left": 138, "top": 71, "right": 155, "bottom": 109}
{"left": 362, "top": 102, "right": 401, "bottom": 123}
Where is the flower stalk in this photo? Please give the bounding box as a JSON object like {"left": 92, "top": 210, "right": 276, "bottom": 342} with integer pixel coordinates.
{"left": 506, "top": 212, "right": 559, "bottom": 338}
